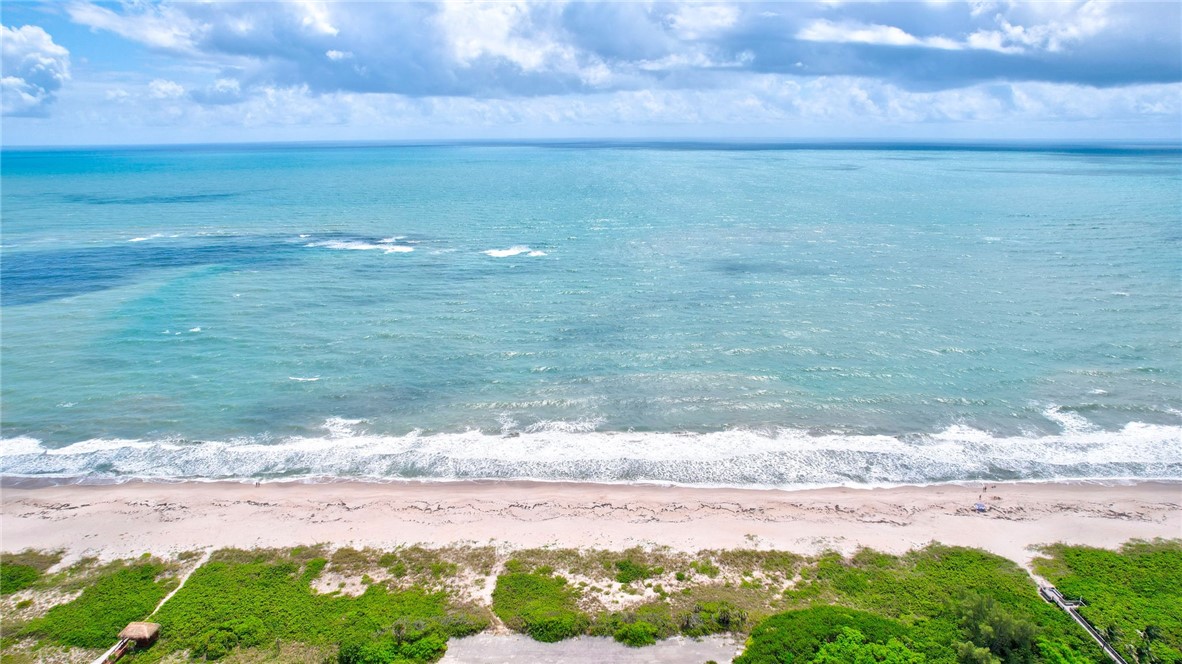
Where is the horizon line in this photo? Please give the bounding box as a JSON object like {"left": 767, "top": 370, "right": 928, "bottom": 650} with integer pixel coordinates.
{"left": 4, "top": 136, "right": 1181, "bottom": 153}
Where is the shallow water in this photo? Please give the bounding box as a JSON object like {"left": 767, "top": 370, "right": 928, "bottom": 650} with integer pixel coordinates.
{"left": 2, "top": 143, "right": 1179, "bottom": 485}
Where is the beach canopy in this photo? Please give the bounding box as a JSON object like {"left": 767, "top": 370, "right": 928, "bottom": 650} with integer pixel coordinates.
{"left": 119, "top": 622, "right": 160, "bottom": 642}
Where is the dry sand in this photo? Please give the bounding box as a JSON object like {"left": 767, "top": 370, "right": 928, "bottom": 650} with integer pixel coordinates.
{"left": 2, "top": 480, "right": 1178, "bottom": 568}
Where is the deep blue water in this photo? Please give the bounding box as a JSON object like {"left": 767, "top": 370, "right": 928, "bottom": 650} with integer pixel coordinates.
{"left": 2, "top": 143, "right": 1179, "bottom": 486}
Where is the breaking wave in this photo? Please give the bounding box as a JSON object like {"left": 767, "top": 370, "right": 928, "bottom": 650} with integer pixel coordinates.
{"left": 2, "top": 416, "right": 1178, "bottom": 487}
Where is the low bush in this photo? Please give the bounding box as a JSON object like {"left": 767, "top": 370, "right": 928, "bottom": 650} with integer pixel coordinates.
{"left": 0, "top": 563, "right": 40, "bottom": 595}
{"left": 153, "top": 551, "right": 485, "bottom": 662}
{"left": 20, "top": 561, "right": 175, "bottom": 649}
{"left": 1033, "top": 539, "right": 1181, "bottom": 663}
{"left": 614, "top": 559, "right": 661, "bottom": 585}
{"left": 491, "top": 571, "right": 588, "bottom": 642}
{"left": 614, "top": 621, "right": 659, "bottom": 647}
{"left": 734, "top": 606, "right": 911, "bottom": 664}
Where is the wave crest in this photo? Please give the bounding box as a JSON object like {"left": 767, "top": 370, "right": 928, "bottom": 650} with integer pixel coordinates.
{"left": 2, "top": 419, "right": 1179, "bottom": 487}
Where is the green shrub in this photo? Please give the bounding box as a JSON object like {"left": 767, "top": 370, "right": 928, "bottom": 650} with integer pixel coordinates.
{"left": 954, "top": 593, "right": 1038, "bottom": 664}
{"left": 491, "top": 571, "right": 588, "bottom": 642}
{"left": 678, "top": 601, "right": 748, "bottom": 637}
{"left": 153, "top": 552, "right": 484, "bottom": 662}
{"left": 1034, "top": 539, "right": 1182, "bottom": 663}
{"left": 0, "top": 563, "right": 40, "bottom": 595}
{"left": 337, "top": 631, "right": 447, "bottom": 664}
{"left": 809, "top": 627, "right": 926, "bottom": 663}
{"left": 20, "top": 561, "right": 174, "bottom": 648}
{"left": 734, "top": 606, "right": 911, "bottom": 664}
{"left": 691, "top": 559, "right": 720, "bottom": 578}
{"left": 614, "top": 559, "right": 660, "bottom": 585}
{"left": 614, "top": 621, "right": 659, "bottom": 647}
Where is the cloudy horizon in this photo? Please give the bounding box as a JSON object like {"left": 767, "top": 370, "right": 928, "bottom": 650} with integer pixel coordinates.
{"left": 2, "top": 1, "right": 1180, "bottom": 146}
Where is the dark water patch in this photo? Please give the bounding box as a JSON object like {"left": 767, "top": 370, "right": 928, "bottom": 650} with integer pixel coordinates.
{"left": 0, "top": 231, "right": 462, "bottom": 305}
{"left": 60, "top": 191, "right": 247, "bottom": 205}
{"left": 1, "top": 237, "right": 301, "bottom": 305}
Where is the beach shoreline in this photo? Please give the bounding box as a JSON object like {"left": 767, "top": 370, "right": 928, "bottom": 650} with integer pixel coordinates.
{"left": 2, "top": 478, "right": 1177, "bottom": 568}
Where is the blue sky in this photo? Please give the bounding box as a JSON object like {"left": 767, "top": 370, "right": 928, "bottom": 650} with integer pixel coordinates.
{"left": 2, "top": 1, "right": 1180, "bottom": 145}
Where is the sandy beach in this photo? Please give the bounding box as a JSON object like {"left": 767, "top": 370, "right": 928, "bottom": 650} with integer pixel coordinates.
{"left": 2, "top": 480, "right": 1178, "bottom": 567}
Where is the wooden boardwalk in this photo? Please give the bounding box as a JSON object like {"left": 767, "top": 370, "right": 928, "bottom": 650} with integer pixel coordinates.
{"left": 1040, "top": 586, "right": 1129, "bottom": 664}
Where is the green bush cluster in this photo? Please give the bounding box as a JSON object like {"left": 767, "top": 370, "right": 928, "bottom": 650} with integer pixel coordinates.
{"left": 337, "top": 620, "right": 448, "bottom": 664}
{"left": 678, "top": 600, "right": 749, "bottom": 637}
{"left": 7, "top": 540, "right": 1175, "bottom": 662}
{"left": 588, "top": 598, "right": 753, "bottom": 647}
{"left": 1034, "top": 539, "right": 1181, "bottom": 663}
{"left": 20, "top": 561, "right": 175, "bottom": 649}
{"left": 591, "top": 602, "right": 675, "bottom": 646}
{"left": 491, "top": 570, "right": 588, "bottom": 642}
{"left": 740, "top": 544, "right": 1113, "bottom": 664}
{"left": 613, "top": 559, "right": 661, "bottom": 585}
{"left": 735, "top": 606, "right": 912, "bottom": 664}
{"left": 810, "top": 627, "right": 927, "bottom": 663}
{"left": 1, "top": 550, "right": 63, "bottom": 596}
{"left": 152, "top": 550, "right": 486, "bottom": 662}
{"left": 779, "top": 545, "right": 1099, "bottom": 663}
{"left": 954, "top": 593, "right": 1038, "bottom": 664}
{"left": 0, "top": 563, "right": 40, "bottom": 595}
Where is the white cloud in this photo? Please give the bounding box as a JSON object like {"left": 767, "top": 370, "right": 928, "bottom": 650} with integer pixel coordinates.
{"left": 148, "top": 79, "right": 185, "bottom": 99}
{"left": 2, "top": 24, "right": 71, "bottom": 116}
{"left": 797, "top": 19, "right": 964, "bottom": 50}
{"left": 296, "top": 1, "right": 338, "bottom": 37}
{"left": 668, "top": 4, "right": 740, "bottom": 40}
{"left": 65, "top": 1, "right": 202, "bottom": 53}
{"left": 4, "top": 1, "right": 1176, "bottom": 143}
{"left": 798, "top": 3, "right": 1114, "bottom": 55}
{"left": 436, "top": 1, "right": 573, "bottom": 73}
{"left": 191, "top": 78, "right": 244, "bottom": 105}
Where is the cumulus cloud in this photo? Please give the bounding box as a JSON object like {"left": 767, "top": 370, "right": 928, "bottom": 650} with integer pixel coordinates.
{"left": 2, "top": 24, "right": 71, "bottom": 117}
{"left": 4, "top": 1, "right": 1179, "bottom": 142}
{"left": 148, "top": 79, "right": 185, "bottom": 99}
{"left": 58, "top": 0, "right": 1179, "bottom": 100}
{"left": 797, "top": 19, "right": 964, "bottom": 50}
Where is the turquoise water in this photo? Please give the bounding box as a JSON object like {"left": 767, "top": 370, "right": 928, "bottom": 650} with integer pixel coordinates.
{"left": 2, "top": 143, "right": 1179, "bottom": 485}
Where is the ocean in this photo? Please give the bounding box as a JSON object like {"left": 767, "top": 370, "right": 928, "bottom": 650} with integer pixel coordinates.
{"left": 1, "top": 142, "right": 1179, "bottom": 487}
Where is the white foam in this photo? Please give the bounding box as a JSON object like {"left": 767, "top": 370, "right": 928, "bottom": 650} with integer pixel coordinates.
{"left": 288, "top": 376, "right": 320, "bottom": 382}
{"left": 189, "top": 327, "right": 202, "bottom": 333}
{"left": 2, "top": 418, "right": 1179, "bottom": 487}
{"left": 1042, "top": 405, "right": 1098, "bottom": 434}
{"left": 484, "top": 246, "right": 544, "bottom": 258}
{"left": 306, "top": 240, "right": 414, "bottom": 254}
{"left": 128, "top": 233, "right": 164, "bottom": 242}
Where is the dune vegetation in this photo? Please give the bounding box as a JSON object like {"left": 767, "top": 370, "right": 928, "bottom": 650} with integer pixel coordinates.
{"left": 1, "top": 540, "right": 1177, "bottom": 663}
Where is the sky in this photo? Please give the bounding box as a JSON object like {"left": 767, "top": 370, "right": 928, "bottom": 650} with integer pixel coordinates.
{"left": 2, "top": 1, "right": 1180, "bottom": 146}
